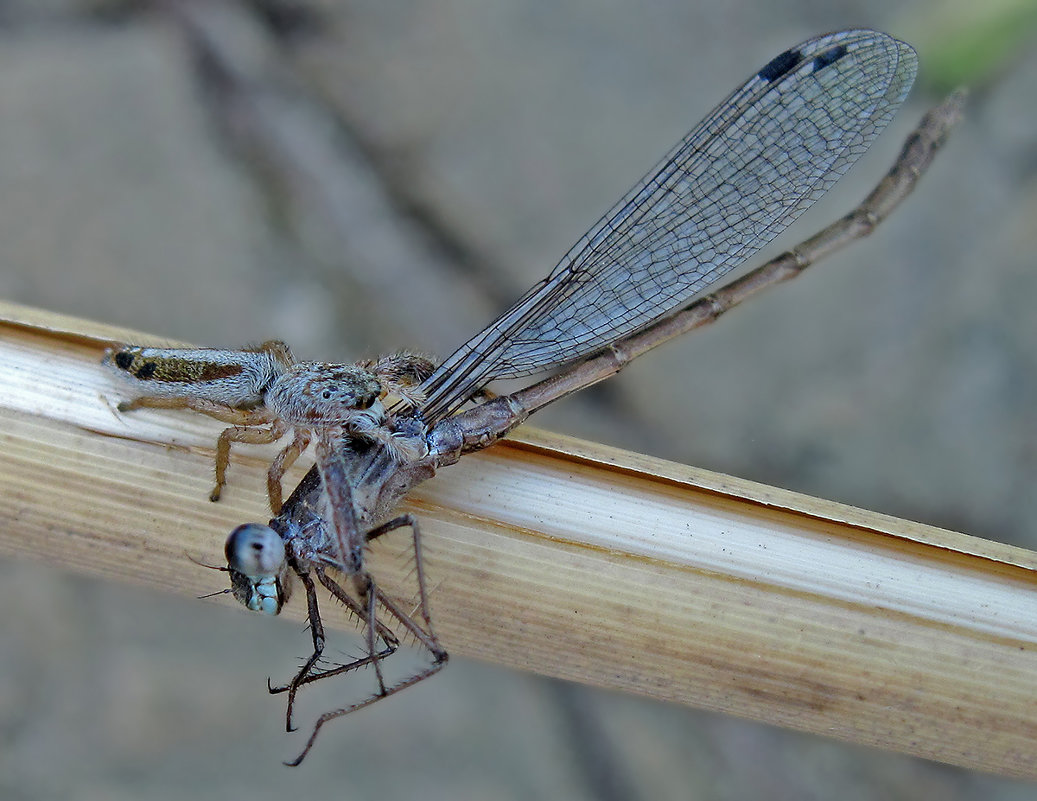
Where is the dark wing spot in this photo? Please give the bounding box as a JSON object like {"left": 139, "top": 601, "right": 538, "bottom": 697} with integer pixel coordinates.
{"left": 758, "top": 48, "right": 801, "bottom": 82}
{"left": 137, "top": 361, "right": 157, "bottom": 380}
{"left": 114, "top": 351, "right": 134, "bottom": 370}
{"left": 812, "top": 44, "right": 848, "bottom": 73}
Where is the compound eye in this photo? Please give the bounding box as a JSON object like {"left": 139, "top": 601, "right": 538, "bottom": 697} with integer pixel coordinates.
{"left": 225, "top": 524, "right": 286, "bottom": 578}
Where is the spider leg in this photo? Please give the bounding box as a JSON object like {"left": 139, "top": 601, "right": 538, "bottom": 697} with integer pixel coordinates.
{"left": 211, "top": 418, "right": 289, "bottom": 502}
{"left": 267, "top": 430, "right": 312, "bottom": 514}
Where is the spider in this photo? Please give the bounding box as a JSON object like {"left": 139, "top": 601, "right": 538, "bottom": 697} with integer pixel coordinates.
{"left": 104, "top": 340, "right": 436, "bottom": 513}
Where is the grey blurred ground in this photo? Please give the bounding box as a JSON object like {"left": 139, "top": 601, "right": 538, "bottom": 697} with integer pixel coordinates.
{"left": 1, "top": 0, "right": 1036, "bottom": 798}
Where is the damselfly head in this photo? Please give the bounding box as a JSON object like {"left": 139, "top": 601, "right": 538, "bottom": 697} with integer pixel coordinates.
{"left": 226, "top": 523, "right": 291, "bottom": 615}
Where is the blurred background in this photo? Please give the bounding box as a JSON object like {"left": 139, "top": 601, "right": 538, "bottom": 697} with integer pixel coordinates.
{"left": 2, "top": 0, "right": 1037, "bottom": 798}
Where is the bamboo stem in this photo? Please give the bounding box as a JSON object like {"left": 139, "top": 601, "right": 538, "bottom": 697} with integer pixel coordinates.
{"left": 1, "top": 299, "right": 1036, "bottom": 777}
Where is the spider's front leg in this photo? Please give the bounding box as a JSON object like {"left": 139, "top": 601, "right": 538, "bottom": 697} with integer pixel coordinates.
{"left": 365, "top": 351, "right": 437, "bottom": 409}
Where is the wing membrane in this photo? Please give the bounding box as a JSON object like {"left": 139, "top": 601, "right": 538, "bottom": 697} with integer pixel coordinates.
{"left": 418, "top": 29, "right": 917, "bottom": 422}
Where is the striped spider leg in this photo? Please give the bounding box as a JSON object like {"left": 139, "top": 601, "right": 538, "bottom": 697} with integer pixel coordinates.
{"left": 105, "top": 342, "right": 435, "bottom": 514}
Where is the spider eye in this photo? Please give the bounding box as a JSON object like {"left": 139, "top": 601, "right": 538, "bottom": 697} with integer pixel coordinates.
{"left": 322, "top": 390, "right": 332, "bottom": 400}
